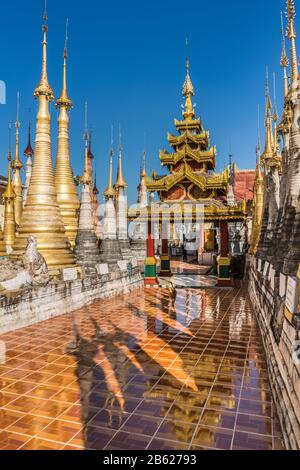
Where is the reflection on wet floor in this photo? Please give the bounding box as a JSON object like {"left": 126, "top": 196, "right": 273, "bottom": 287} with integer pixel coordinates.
{"left": 0, "top": 281, "right": 284, "bottom": 450}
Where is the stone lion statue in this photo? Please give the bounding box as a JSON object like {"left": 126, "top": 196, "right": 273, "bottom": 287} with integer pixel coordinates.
{"left": 0, "top": 236, "right": 50, "bottom": 294}
{"left": 22, "top": 236, "right": 50, "bottom": 286}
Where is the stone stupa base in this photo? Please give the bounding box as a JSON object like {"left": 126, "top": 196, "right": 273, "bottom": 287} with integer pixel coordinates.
{"left": 74, "top": 229, "right": 102, "bottom": 275}
{"left": 99, "top": 238, "right": 122, "bottom": 266}
{"left": 119, "top": 239, "right": 133, "bottom": 260}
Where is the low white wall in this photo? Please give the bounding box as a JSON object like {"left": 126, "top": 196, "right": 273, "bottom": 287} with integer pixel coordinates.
{"left": 0, "top": 268, "right": 143, "bottom": 335}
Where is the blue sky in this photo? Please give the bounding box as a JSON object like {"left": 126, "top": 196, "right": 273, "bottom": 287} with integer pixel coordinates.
{"left": 0, "top": 0, "right": 290, "bottom": 202}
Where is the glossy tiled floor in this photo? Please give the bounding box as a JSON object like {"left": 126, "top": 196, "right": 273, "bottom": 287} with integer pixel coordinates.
{"left": 0, "top": 276, "right": 284, "bottom": 450}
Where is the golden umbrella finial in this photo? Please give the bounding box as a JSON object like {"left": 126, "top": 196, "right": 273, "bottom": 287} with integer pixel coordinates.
{"left": 114, "top": 125, "right": 127, "bottom": 190}
{"left": 12, "top": 91, "right": 22, "bottom": 171}
{"left": 262, "top": 67, "right": 274, "bottom": 163}
{"left": 34, "top": 0, "right": 54, "bottom": 99}
{"left": 4, "top": 123, "right": 15, "bottom": 200}
{"left": 182, "top": 38, "right": 195, "bottom": 120}
{"left": 82, "top": 102, "right": 91, "bottom": 185}
{"left": 56, "top": 19, "right": 72, "bottom": 109}
{"left": 104, "top": 126, "right": 115, "bottom": 199}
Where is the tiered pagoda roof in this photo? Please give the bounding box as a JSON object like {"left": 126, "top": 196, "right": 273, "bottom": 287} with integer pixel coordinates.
{"left": 141, "top": 47, "right": 248, "bottom": 222}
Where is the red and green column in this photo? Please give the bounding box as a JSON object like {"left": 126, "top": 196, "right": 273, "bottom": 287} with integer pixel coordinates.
{"left": 159, "top": 238, "right": 172, "bottom": 277}
{"left": 144, "top": 220, "right": 158, "bottom": 286}
{"left": 217, "top": 220, "right": 232, "bottom": 287}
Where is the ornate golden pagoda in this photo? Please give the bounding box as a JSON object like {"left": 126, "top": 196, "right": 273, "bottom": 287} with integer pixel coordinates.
{"left": 3, "top": 147, "right": 16, "bottom": 250}
{"left": 12, "top": 8, "right": 76, "bottom": 269}
{"left": 11, "top": 92, "right": 23, "bottom": 228}
{"left": 144, "top": 43, "right": 247, "bottom": 222}
{"left": 55, "top": 20, "right": 80, "bottom": 249}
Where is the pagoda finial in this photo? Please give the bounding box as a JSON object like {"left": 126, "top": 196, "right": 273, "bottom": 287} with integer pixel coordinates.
{"left": 182, "top": 38, "right": 195, "bottom": 120}
{"left": 281, "top": 11, "right": 289, "bottom": 97}
{"left": 34, "top": 0, "right": 54, "bottom": 100}
{"left": 286, "top": 0, "right": 299, "bottom": 90}
{"left": 104, "top": 126, "right": 115, "bottom": 199}
{"left": 82, "top": 102, "right": 91, "bottom": 185}
{"left": 262, "top": 68, "right": 274, "bottom": 161}
{"left": 12, "top": 91, "right": 23, "bottom": 171}
{"left": 12, "top": 92, "right": 23, "bottom": 227}
{"left": 4, "top": 123, "right": 16, "bottom": 201}
{"left": 256, "top": 105, "right": 263, "bottom": 180}
{"left": 88, "top": 131, "right": 94, "bottom": 160}
{"left": 142, "top": 149, "right": 147, "bottom": 177}
{"left": 24, "top": 122, "right": 34, "bottom": 157}
{"left": 93, "top": 173, "right": 99, "bottom": 195}
{"left": 256, "top": 104, "right": 261, "bottom": 160}
{"left": 56, "top": 19, "right": 72, "bottom": 109}
{"left": 115, "top": 125, "right": 127, "bottom": 190}
{"left": 273, "top": 72, "right": 279, "bottom": 154}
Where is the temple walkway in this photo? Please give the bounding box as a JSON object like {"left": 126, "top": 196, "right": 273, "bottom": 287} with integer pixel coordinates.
{"left": 0, "top": 277, "right": 284, "bottom": 450}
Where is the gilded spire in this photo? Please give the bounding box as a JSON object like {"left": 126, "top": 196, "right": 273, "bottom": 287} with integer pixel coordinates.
{"left": 3, "top": 124, "right": 16, "bottom": 249}
{"left": 34, "top": 1, "right": 54, "bottom": 100}
{"left": 286, "top": 0, "right": 299, "bottom": 90}
{"left": 256, "top": 106, "right": 263, "bottom": 181}
{"left": 104, "top": 127, "right": 115, "bottom": 199}
{"left": 262, "top": 68, "right": 274, "bottom": 162}
{"left": 11, "top": 92, "right": 23, "bottom": 227}
{"left": 138, "top": 149, "right": 148, "bottom": 208}
{"left": 182, "top": 38, "right": 195, "bottom": 120}
{"left": 56, "top": 19, "right": 72, "bottom": 109}
{"left": 273, "top": 72, "right": 279, "bottom": 154}
{"left": 141, "top": 149, "right": 146, "bottom": 178}
{"left": 12, "top": 6, "right": 76, "bottom": 269}
{"left": 55, "top": 20, "right": 79, "bottom": 248}
{"left": 249, "top": 106, "right": 264, "bottom": 256}
{"left": 81, "top": 103, "right": 91, "bottom": 186}
{"left": 281, "top": 11, "right": 289, "bottom": 98}
{"left": 114, "top": 126, "right": 127, "bottom": 190}
{"left": 4, "top": 126, "right": 16, "bottom": 201}
{"left": 12, "top": 92, "right": 22, "bottom": 171}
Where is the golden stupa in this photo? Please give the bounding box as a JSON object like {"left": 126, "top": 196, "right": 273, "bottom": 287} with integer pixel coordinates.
{"left": 55, "top": 20, "right": 80, "bottom": 249}
{"left": 12, "top": 9, "right": 76, "bottom": 269}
